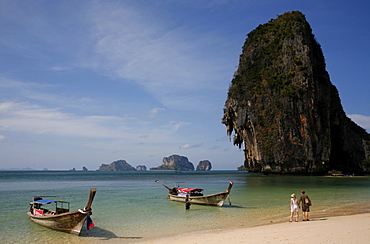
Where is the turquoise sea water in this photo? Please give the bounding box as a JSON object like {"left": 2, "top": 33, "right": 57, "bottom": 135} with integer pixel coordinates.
{"left": 1, "top": 170, "right": 370, "bottom": 243}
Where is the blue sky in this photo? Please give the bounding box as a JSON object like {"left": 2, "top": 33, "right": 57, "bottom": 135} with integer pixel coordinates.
{"left": 0, "top": 0, "right": 369, "bottom": 170}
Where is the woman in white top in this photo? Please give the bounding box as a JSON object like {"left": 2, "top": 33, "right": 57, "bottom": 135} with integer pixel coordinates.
{"left": 290, "top": 193, "right": 300, "bottom": 222}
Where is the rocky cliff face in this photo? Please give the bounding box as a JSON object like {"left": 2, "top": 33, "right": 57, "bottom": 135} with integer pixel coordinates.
{"left": 136, "top": 165, "right": 147, "bottom": 171}
{"left": 150, "top": 154, "right": 195, "bottom": 171}
{"left": 222, "top": 11, "right": 370, "bottom": 175}
{"left": 196, "top": 160, "right": 212, "bottom": 171}
{"left": 97, "top": 159, "right": 136, "bottom": 171}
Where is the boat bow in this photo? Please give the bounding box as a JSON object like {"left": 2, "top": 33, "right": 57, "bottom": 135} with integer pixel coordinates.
{"left": 156, "top": 180, "right": 234, "bottom": 207}
{"left": 28, "top": 188, "right": 97, "bottom": 235}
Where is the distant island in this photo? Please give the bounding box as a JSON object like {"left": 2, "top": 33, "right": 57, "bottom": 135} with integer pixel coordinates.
{"left": 1, "top": 157, "right": 214, "bottom": 172}
{"left": 70, "top": 166, "right": 88, "bottom": 171}
{"left": 97, "top": 160, "right": 137, "bottom": 171}
{"left": 150, "top": 155, "right": 194, "bottom": 171}
{"left": 196, "top": 160, "right": 212, "bottom": 171}
{"left": 150, "top": 154, "right": 212, "bottom": 171}
{"left": 136, "top": 165, "right": 147, "bottom": 171}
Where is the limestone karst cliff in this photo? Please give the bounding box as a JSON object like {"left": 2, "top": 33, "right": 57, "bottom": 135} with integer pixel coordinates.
{"left": 136, "top": 165, "right": 147, "bottom": 171}
{"left": 97, "top": 159, "right": 136, "bottom": 171}
{"left": 196, "top": 160, "right": 212, "bottom": 171}
{"left": 222, "top": 11, "right": 370, "bottom": 175}
{"left": 150, "top": 155, "right": 195, "bottom": 171}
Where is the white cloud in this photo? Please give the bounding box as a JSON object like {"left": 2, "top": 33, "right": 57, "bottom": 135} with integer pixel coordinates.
{"left": 84, "top": 1, "right": 230, "bottom": 111}
{"left": 50, "top": 66, "right": 71, "bottom": 71}
{"left": 0, "top": 101, "right": 191, "bottom": 148}
{"left": 80, "top": 97, "right": 94, "bottom": 103}
{"left": 0, "top": 135, "right": 5, "bottom": 141}
{"left": 0, "top": 77, "right": 70, "bottom": 106}
{"left": 179, "top": 143, "right": 202, "bottom": 149}
{"left": 0, "top": 77, "right": 100, "bottom": 114}
{"left": 148, "top": 107, "right": 165, "bottom": 118}
{"left": 169, "top": 121, "right": 189, "bottom": 132}
{"left": 348, "top": 114, "right": 370, "bottom": 131}
{"left": 0, "top": 101, "right": 126, "bottom": 138}
{"left": 0, "top": 76, "right": 52, "bottom": 90}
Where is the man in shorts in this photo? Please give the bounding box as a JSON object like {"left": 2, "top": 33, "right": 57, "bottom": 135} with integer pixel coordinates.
{"left": 299, "top": 190, "right": 311, "bottom": 221}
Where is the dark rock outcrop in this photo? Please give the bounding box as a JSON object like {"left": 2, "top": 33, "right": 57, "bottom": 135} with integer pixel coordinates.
{"left": 222, "top": 11, "right": 370, "bottom": 175}
{"left": 150, "top": 155, "right": 194, "bottom": 171}
{"left": 136, "top": 165, "right": 147, "bottom": 171}
{"left": 82, "top": 166, "right": 88, "bottom": 171}
{"left": 97, "top": 159, "right": 136, "bottom": 171}
{"left": 196, "top": 160, "right": 212, "bottom": 171}
{"left": 237, "top": 165, "right": 247, "bottom": 171}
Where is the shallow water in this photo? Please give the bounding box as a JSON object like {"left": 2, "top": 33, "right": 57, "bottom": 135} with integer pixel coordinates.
{"left": 1, "top": 171, "right": 369, "bottom": 243}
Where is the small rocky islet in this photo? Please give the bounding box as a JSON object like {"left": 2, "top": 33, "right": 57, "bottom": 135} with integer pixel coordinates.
{"left": 96, "top": 155, "right": 212, "bottom": 171}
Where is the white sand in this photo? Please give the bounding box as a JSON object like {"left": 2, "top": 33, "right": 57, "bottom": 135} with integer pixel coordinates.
{"left": 142, "top": 213, "right": 370, "bottom": 244}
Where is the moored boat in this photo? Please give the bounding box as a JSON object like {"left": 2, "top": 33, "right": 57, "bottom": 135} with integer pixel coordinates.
{"left": 155, "top": 180, "right": 233, "bottom": 207}
{"left": 27, "top": 188, "right": 97, "bottom": 235}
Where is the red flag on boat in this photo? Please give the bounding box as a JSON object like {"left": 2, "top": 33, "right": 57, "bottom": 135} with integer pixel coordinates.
{"left": 86, "top": 214, "right": 94, "bottom": 230}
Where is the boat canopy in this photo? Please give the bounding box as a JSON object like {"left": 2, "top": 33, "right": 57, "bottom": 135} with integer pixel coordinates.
{"left": 32, "top": 199, "right": 57, "bottom": 204}
{"left": 31, "top": 199, "right": 70, "bottom": 205}
{"left": 177, "top": 188, "right": 203, "bottom": 193}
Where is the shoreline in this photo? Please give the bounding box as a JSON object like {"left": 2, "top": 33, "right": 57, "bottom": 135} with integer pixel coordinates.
{"left": 138, "top": 203, "right": 370, "bottom": 244}
{"left": 144, "top": 213, "right": 370, "bottom": 244}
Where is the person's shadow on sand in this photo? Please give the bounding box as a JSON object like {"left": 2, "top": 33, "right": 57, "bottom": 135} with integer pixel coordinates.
{"left": 314, "top": 218, "right": 328, "bottom": 221}
{"left": 81, "top": 227, "right": 142, "bottom": 240}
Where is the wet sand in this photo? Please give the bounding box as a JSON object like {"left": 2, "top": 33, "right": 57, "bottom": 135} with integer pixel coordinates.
{"left": 141, "top": 204, "right": 370, "bottom": 244}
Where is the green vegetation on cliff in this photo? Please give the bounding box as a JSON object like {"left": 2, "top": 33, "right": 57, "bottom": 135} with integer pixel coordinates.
{"left": 223, "top": 11, "right": 370, "bottom": 175}
{"left": 97, "top": 160, "right": 136, "bottom": 171}
{"left": 229, "top": 11, "right": 317, "bottom": 101}
{"left": 150, "top": 155, "right": 195, "bottom": 171}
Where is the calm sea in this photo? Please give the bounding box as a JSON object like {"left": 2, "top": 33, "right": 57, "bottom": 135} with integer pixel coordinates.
{"left": 1, "top": 170, "right": 369, "bottom": 244}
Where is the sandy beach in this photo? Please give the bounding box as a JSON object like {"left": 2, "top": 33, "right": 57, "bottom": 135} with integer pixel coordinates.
{"left": 143, "top": 213, "right": 370, "bottom": 244}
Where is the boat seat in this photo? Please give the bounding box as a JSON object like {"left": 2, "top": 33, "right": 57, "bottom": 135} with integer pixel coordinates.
{"left": 56, "top": 208, "right": 69, "bottom": 214}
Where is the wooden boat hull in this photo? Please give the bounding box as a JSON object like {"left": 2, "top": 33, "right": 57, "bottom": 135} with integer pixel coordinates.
{"left": 168, "top": 192, "right": 230, "bottom": 207}
{"left": 27, "top": 210, "right": 87, "bottom": 235}
{"left": 27, "top": 188, "right": 96, "bottom": 235}
{"left": 155, "top": 180, "right": 233, "bottom": 207}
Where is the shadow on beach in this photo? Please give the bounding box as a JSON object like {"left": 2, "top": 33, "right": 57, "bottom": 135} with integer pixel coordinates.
{"left": 185, "top": 204, "right": 245, "bottom": 210}
{"left": 221, "top": 204, "right": 245, "bottom": 209}
{"left": 81, "top": 227, "right": 142, "bottom": 240}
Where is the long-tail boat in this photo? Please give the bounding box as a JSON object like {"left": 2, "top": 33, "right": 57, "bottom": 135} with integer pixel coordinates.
{"left": 155, "top": 180, "right": 233, "bottom": 207}
{"left": 27, "top": 188, "right": 97, "bottom": 235}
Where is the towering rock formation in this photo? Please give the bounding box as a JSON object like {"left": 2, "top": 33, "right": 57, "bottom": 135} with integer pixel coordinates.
{"left": 196, "top": 160, "right": 212, "bottom": 171}
{"left": 136, "top": 165, "right": 147, "bottom": 171}
{"left": 150, "top": 155, "right": 194, "bottom": 171}
{"left": 97, "top": 159, "right": 136, "bottom": 171}
{"left": 222, "top": 11, "right": 370, "bottom": 175}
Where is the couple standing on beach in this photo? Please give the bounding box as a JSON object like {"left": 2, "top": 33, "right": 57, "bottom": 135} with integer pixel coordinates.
{"left": 290, "top": 190, "right": 311, "bottom": 222}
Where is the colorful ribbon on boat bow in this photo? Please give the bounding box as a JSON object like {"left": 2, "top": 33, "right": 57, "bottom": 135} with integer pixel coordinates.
{"left": 86, "top": 213, "right": 95, "bottom": 230}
